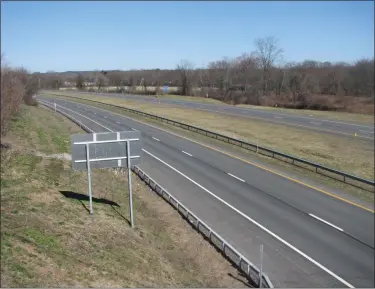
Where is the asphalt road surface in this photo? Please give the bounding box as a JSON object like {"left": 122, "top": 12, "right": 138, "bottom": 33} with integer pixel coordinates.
{"left": 50, "top": 90, "right": 375, "bottom": 140}
{"left": 39, "top": 95, "right": 375, "bottom": 288}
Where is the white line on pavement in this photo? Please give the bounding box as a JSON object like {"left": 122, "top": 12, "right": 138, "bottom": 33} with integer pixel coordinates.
{"left": 227, "top": 173, "right": 245, "bottom": 182}
{"left": 142, "top": 148, "right": 354, "bottom": 288}
{"left": 309, "top": 214, "right": 344, "bottom": 232}
{"left": 182, "top": 151, "right": 193, "bottom": 157}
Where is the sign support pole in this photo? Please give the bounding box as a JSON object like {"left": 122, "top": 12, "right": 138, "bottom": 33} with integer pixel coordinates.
{"left": 86, "top": 143, "right": 93, "bottom": 215}
{"left": 259, "top": 244, "right": 264, "bottom": 288}
{"left": 126, "top": 140, "right": 134, "bottom": 228}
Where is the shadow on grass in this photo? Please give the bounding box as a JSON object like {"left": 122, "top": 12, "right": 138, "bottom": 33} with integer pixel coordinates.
{"left": 111, "top": 204, "right": 131, "bottom": 226}
{"left": 59, "top": 191, "right": 131, "bottom": 225}
{"left": 228, "top": 272, "right": 254, "bottom": 288}
{"left": 59, "top": 190, "right": 120, "bottom": 210}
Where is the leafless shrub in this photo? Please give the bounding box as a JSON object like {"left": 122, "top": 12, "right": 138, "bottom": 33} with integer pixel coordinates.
{"left": 0, "top": 57, "right": 39, "bottom": 135}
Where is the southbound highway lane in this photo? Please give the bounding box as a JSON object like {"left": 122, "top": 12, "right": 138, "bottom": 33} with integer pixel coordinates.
{"left": 39, "top": 96, "right": 375, "bottom": 288}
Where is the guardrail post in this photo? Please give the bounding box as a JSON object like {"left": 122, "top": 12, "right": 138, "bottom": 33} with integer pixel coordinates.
{"left": 259, "top": 244, "right": 264, "bottom": 288}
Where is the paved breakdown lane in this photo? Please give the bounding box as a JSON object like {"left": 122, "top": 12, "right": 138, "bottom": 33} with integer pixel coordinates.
{"left": 39, "top": 96, "right": 375, "bottom": 288}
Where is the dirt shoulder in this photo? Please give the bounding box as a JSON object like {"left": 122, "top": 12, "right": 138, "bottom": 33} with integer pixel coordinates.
{"left": 0, "top": 104, "right": 248, "bottom": 287}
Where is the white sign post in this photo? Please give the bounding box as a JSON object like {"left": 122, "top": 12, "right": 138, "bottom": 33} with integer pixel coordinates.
{"left": 71, "top": 131, "right": 142, "bottom": 227}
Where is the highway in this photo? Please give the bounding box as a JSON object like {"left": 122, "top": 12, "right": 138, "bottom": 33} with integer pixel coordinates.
{"left": 39, "top": 95, "right": 375, "bottom": 288}
{"left": 49, "top": 90, "right": 375, "bottom": 140}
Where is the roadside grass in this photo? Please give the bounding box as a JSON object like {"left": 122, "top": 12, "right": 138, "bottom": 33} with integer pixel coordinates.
{"left": 53, "top": 90, "right": 374, "bottom": 124}
{"left": 155, "top": 94, "right": 226, "bottom": 104}
{"left": 43, "top": 92, "right": 374, "bottom": 181}
{"left": 40, "top": 95, "right": 375, "bottom": 205}
{"left": 0, "top": 104, "right": 247, "bottom": 287}
{"left": 235, "top": 104, "right": 374, "bottom": 125}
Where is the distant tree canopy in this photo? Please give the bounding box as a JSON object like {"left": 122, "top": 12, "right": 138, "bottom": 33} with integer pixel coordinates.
{"left": 37, "top": 36, "right": 374, "bottom": 113}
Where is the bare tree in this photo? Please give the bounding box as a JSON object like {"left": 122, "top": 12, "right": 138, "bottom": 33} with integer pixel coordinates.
{"left": 176, "top": 59, "right": 194, "bottom": 95}
{"left": 95, "top": 71, "right": 109, "bottom": 91}
{"left": 207, "top": 57, "right": 236, "bottom": 101}
{"left": 75, "top": 74, "right": 85, "bottom": 90}
{"left": 254, "top": 36, "right": 284, "bottom": 96}
{"left": 107, "top": 72, "right": 123, "bottom": 90}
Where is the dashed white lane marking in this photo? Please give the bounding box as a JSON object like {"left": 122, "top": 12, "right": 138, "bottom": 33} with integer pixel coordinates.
{"left": 274, "top": 116, "right": 283, "bottom": 119}
{"left": 309, "top": 214, "right": 344, "bottom": 232}
{"left": 182, "top": 151, "right": 193, "bottom": 157}
{"left": 116, "top": 121, "right": 120, "bottom": 124}
{"left": 152, "top": 137, "right": 160, "bottom": 141}
{"left": 142, "top": 148, "right": 353, "bottom": 288}
{"left": 227, "top": 173, "right": 245, "bottom": 182}
{"left": 132, "top": 128, "right": 138, "bottom": 131}
{"left": 310, "top": 121, "right": 321, "bottom": 125}
{"left": 104, "top": 116, "right": 107, "bottom": 118}
{"left": 359, "top": 130, "right": 374, "bottom": 134}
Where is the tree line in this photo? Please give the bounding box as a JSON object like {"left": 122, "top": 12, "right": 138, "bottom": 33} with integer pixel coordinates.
{"left": 36, "top": 37, "right": 374, "bottom": 113}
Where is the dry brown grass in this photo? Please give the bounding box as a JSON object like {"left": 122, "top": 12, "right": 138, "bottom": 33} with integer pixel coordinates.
{"left": 1, "top": 105, "right": 247, "bottom": 287}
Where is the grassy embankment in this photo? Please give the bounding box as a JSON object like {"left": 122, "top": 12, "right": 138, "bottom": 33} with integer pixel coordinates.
{"left": 0, "top": 104, "right": 247, "bottom": 287}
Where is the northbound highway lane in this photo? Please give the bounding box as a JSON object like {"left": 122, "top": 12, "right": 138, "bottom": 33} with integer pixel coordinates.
{"left": 39, "top": 95, "right": 375, "bottom": 288}
{"left": 48, "top": 90, "right": 375, "bottom": 140}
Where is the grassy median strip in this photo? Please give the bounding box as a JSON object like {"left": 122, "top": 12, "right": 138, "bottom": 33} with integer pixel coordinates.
{"left": 40, "top": 94, "right": 374, "bottom": 205}
{"left": 44, "top": 92, "right": 374, "bottom": 181}
{"left": 53, "top": 90, "right": 375, "bottom": 124}
{"left": 0, "top": 104, "right": 248, "bottom": 287}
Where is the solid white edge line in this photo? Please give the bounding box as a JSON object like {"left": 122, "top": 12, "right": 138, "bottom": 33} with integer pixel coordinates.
{"left": 41, "top": 100, "right": 114, "bottom": 132}
{"left": 309, "top": 214, "right": 344, "bottom": 232}
{"left": 142, "top": 148, "right": 354, "bottom": 288}
{"left": 182, "top": 150, "right": 193, "bottom": 157}
{"left": 227, "top": 172, "right": 245, "bottom": 182}
{"left": 152, "top": 137, "right": 160, "bottom": 141}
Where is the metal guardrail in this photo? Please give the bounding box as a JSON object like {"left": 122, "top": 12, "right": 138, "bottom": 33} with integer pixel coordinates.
{"left": 39, "top": 99, "right": 274, "bottom": 288}
{"left": 41, "top": 93, "right": 375, "bottom": 191}
{"left": 133, "top": 166, "right": 274, "bottom": 288}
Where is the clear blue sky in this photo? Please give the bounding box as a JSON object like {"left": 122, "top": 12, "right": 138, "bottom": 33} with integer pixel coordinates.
{"left": 1, "top": 1, "right": 374, "bottom": 73}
